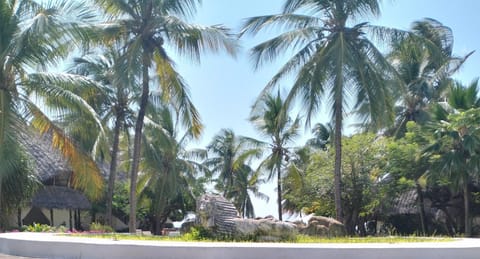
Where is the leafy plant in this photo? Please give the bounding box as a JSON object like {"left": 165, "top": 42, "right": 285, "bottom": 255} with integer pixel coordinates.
{"left": 26, "top": 223, "right": 55, "bottom": 232}
{"left": 89, "top": 222, "right": 114, "bottom": 233}
{"left": 182, "top": 226, "right": 214, "bottom": 241}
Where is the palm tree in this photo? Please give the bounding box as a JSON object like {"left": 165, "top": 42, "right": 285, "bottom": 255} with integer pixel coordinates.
{"left": 424, "top": 79, "right": 480, "bottom": 237}
{"left": 250, "top": 92, "right": 300, "bottom": 220}
{"left": 307, "top": 122, "right": 333, "bottom": 150}
{"left": 68, "top": 48, "right": 136, "bottom": 227}
{"left": 425, "top": 108, "right": 480, "bottom": 237}
{"left": 282, "top": 146, "right": 311, "bottom": 216}
{"left": 241, "top": 0, "right": 397, "bottom": 222}
{"left": 138, "top": 103, "right": 207, "bottom": 235}
{"left": 0, "top": 0, "right": 104, "bottom": 207}
{"left": 0, "top": 136, "right": 39, "bottom": 226}
{"left": 387, "top": 18, "right": 473, "bottom": 137}
{"left": 205, "top": 129, "right": 266, "bottom": 218}
{"left": 447, "top": 79, "right": 480, "bottom": 110}
{"left": 95, "top": 0, "right": 238, "bottom": 232}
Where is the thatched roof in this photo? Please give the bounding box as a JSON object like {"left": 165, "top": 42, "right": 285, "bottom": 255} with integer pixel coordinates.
{"left": 31, "top": 186, "right": 91, "bottom": 210}
{"left": 18, "top": 130, "right": 70, "bottom": 182}
{"left": 388, "top": 189, "right": 418, "bottom": 215}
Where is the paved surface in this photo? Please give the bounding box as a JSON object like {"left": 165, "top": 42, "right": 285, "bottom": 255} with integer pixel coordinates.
{"left": 0, "top": 254, "right": 43, "bottom": 259}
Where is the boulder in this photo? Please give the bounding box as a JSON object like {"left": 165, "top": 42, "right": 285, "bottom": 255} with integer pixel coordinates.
{"left": 232, "top": 217, "right": 297, "bottom": 241}
{"left": 196, "top": 194, "right": 297, "bottom": 241}
{"left": 299, "top": 216, "right": 346, "bottom": 237}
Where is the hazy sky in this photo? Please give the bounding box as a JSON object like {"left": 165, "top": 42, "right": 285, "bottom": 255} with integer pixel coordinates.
{"left": 172, "top": 0, "right": 480, "bottom": 217}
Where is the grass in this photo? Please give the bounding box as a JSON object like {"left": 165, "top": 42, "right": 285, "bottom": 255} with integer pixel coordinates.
{"left": 66, "top": 233, "right": 453, "bottom": 244}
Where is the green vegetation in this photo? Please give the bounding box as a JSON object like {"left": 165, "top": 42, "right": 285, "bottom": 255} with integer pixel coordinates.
{"left": 67, "top": 232, "right": 452, "bottom": 244}
{"left": 1, "top": 0, "right": 480, "bottom": 241}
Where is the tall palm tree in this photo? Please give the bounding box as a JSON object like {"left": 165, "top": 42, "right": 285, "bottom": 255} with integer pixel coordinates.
{"left": 387, "top": 18, "right": 473, "bottom": 137}
{"left": 0, "top": 0, "right": 104, "bottom": 205}
{"left": 138, "top": 102, "right": 207, "bottom": 235}
{"left": 68, "top": 49, "right": 136, "bottom": 227}
{"left": 205, "top": 129, "right": 266, "bottom": 218}
{"left": 250, "top": 92, "right": 300, "bottom": 220}
{"left": 241, "top": 0, "right": 397, "bottom": 222}
{"left": 95, "top": 0, "right": 238, "bottom": 232}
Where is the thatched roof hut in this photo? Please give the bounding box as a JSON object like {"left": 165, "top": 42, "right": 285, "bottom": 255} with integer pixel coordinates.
{"left": 31, "top": 186, "right": 91, "bottom": 210}
{"left": 18, "top": 130, "right": 71, "bottom": 184}
{"left": 388, "top": 189, "right": 418, "bottom": 215}
{"left": 17, "top": 129, "right": 92, "bottom": 209}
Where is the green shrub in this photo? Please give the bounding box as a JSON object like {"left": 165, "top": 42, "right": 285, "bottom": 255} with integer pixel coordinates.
{"left": 89, "top": 222, "right": 114, "bottom": 233}
{"left": 26, "top": 223, "right": 54, "bottom": 232}
{"left": 183, "top": 226, "right": 213, "bottom": 241}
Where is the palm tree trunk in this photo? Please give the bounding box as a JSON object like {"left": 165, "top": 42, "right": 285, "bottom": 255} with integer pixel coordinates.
{"left": 129, "top": 51, "right": 150, "bottom": 233}
{"left": 0, "top": 179, "right": 3, "bottom": 228}
{"left": 277, "top": 160, "right": 283, "bottom": 221}
{"left": 464, "top": 181, "right": 471, "bottom": 237}
{"left": 334, "top": 111, "right": 343, "bottom": 223}
{"left": 106, "top": 114, "right": 123, "bottom": 227}
{"left": 333, "top": 89, "right": 344, "bottom": 223}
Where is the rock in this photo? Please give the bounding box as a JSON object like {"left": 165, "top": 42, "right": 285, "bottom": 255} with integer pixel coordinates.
{"left": 196, "top": 194, "right": 297, "bottom": 241}
{"left": 299, "top": 216, "right": 346, "bottom": 237}
{"left": 232, "top": 217, "right": 298, "bottom": 241}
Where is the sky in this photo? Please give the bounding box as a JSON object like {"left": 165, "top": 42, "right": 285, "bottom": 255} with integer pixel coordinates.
{"left": 171, "top": 0, "right": 480, "bottom": 218}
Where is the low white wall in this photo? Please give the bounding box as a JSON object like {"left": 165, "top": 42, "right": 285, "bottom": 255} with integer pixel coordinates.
{"left": 0, "top": 233, "right": 479, "bottom": 259}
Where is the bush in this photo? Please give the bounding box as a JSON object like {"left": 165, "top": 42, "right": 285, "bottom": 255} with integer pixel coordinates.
{"left": 182, "top": 226, "right": 213, "bottom": 241}
{"left": 26, "top": 223, "right": 54, "bottom": 232}
{"left": 89, "top": 222, "right": 114, "bottom": 233}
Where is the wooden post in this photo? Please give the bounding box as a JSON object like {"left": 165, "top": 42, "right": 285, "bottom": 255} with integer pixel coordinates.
{"left": 69, "top": 209, "right": 73, "bottom": 231}
{"left": 50, "top": 209, "right": 54, "bottom": 227}
{"left": 17, "top": 208, "right": 22, "bottom": 228}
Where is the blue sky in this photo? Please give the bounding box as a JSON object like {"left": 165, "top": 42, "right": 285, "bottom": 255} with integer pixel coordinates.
{"left": 173, "top": 0, "right": 480, "bottom": 217}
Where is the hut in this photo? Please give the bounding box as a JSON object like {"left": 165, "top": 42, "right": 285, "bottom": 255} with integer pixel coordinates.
{"left": 29, "top": 186, "right": 91, "bottom": 230}
{"left": 15, "top": 130, "right": 92, "bottom": 230}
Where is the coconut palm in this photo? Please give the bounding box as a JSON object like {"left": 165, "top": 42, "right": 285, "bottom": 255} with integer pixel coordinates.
{"left": 447, "top": 79, "right": 480, "bottom": 110}
{"left": 94, "top": 0, "right": 238, "bottom": 232}
{"left": 425, "top": 108, "right": 480, "bottom": 237}
{"left": 250, "top": 92, "right": 300, "bottom": 220}
{"left": 205, "top": 129, "right": 266, "bottom": 218}
{"left": 282, "top": 146, "right": 311, "bottom": 216}
{"left": 0, "top": 0, "right": 105, "bottom": 208}
{"left": 307, "top": 122, "right": 334, "bottom": 150}
{"left": 387, "top": 18, "right": 473, "bottom": 137}
{"left": 241, "top": 0, "right": 397, "bottom": 222}
{"left": 67, "top": 48, "right": 137, "bottom": 227}
{"left": 424, "top": 79, "right": 480, "bottom": 237}
{"left": 138, "top": 102, "right": 208, "bottom": 235}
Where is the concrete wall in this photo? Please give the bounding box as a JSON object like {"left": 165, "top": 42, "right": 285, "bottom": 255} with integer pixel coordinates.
{"left": 1, "top": 233, "right": 480, "bottom": 259}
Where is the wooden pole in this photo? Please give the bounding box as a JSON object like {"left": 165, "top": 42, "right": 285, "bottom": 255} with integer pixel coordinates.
{"left": 50, "top": 209, "right": 54, "bottom": 227}
{"left": 69, "top": 209, "right": 73, "bottom": 231}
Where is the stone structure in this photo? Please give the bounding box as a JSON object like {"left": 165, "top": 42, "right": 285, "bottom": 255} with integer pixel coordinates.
{"left": 196, "top": 194, "right": 238, "bottom": 236}
{"left": 299, "top": 216, "right": 346, "bottom": 237}
{"left": 196, "top": 194, "right": 297, "bottom": 241}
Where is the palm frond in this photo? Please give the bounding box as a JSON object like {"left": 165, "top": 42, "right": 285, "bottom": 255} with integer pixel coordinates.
{"left": 28, "top": 103, "right": 104, "bottom": 200}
